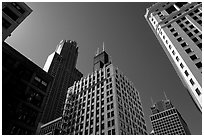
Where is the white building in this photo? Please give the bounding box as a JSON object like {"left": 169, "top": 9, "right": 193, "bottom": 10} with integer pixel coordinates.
{"left": 145, "top": 2, "right": 202, "bottom": 112}
{"left": 61, "top": 49, "right": 147, "bottom": 135}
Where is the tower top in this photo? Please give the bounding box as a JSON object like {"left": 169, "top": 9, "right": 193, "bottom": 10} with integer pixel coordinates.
{"left": 93, "top": 43, "right": 110, "bottom": 71}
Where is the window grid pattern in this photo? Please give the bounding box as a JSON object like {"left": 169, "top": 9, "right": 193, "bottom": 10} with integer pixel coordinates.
{"left": 115, "top": 68, "right": 147, "bottom": 135}
{"left": 62, "top": 66, "right": 118, "bottom": 135}
{"left": 150, "top": 108, "right": 188, "bottom": 135}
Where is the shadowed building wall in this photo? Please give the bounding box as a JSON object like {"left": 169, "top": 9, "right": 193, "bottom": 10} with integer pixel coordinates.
{"left": 2, "top": 2, "right": 32, "bottom": 41}
{"left": 41, "top": 40, "right": 83, "bottom": 124}
{"left": 2, "top": 42, "right": 53, "bottom": 134}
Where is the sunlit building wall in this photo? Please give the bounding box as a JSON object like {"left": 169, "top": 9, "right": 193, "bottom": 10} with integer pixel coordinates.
{"left": 145, "top": 2, "right": 202, "bottom": 111}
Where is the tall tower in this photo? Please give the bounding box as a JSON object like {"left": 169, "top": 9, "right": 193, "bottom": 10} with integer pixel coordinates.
{"left": 150, "top": 99, "right": 191, "bottom": 135}
{"left": 61, "top": 48, "right": 147, "bottom": 135}
{"left": 2, "top": 2, "right": 32, "bottom": 41}
{"left": 144, "top": 2, "right": 202, "bottom": 111}
{"left": 41, "top": 40, "right": 83, "bottom": 123}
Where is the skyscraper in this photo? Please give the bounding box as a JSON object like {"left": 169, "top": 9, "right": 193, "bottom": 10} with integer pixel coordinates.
{"left": 2, "top": 2, "right": 32, "bottom": 41}
{"left": 144, "top": 2, "right": 202, "bottom": 111}
{"left": 150, "top": 98, "right": 191, "bottom": 135}
{"left": 61, "top": 48, "right": 147, "bottom": 135}
{"left": 2, "top": 42, "right": 53, "bottom": 134}
{"left": 41, "top": 40, "right": 83, "bottom": 123}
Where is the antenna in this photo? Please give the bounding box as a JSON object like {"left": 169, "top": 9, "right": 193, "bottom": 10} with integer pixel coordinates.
{"left": 103, "top": 42, "right": 105, "bottom": 51}
{"left": 151, "top": 97, "right": 154, "bottom": 106}
{"left": 97, "top": 48, "right": 99, "bottom": 55}
{"left": 164, "top": 91, "right": 168, "bottom": 100}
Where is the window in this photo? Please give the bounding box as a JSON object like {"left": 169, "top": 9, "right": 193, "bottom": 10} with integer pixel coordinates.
{"left": 185, "top": 21, "right": 190, "bottom": 24}
{"left": 11, "top": 2, "right": 25, "bottom": 14}
{"left": 190, "top": 55, "right": 198, "bottom": 61}
{"left": 189, "top": 25, "right": 194, "bottom": 29}
{"left": 173, "top": 32, "right": 179, "bottom": 37}
{"left": 183, "top": 28, "right": 189, "bottom": 32}
{"left": 184, "top": 70, "right": 189, "bottom": 77}
{"left": 197, "top": 20, "right": 202, "bottom": 25}
{"left": 194, "top": 9, "right": 199, "bottom": 13}
{"left": 181, "top": 42, "right": 188, "bottom": 47}
{"left": 195, "top": 88, "right": 201, "bottom": 96}
{"left": 197, "top": 43, "right": 202, "bottom": 49}
{"left": 108, "top": 130, "right": 111, "bottom": 135}
{"left": 177, "top": 37, "right": 183, "bottom": 42}
{"left": 180, "top": 23, "right": 184, "bottom": 28}
{"left": 190, "top": 79, "right": 195, "bottom": 85}
{"left": 170, "top": 28, "right": 175, "bottom": 32}
{"left": 2, "top": 17, "right": 11, "bottom": 29}
{"left": 169, "top": 45, "right": 172, "bottom": 49}
{"left": 180, "top": 63, "right": 184, "bottom": 69}
{"left": 167, "top": 24, "right": 172, "bottom": 28}
{"left": 192, "top": 37, "right": 198, "bottom": 42}
{"left": 181, "top": 17, "right": 186, "bottom": 20}
{"left": 172, "top": 50, "right": 175, "bottom": 55}
{"left": 175, "top": 2, "right": 187, "bottom": 8}
{"left": 199, "top": 35, "right": 202, "bottom": 39}
{"left": 193, "top": 16, "right": 198, "bottom": 20}
{"left": 3, "top": 7, "right": 19, "bottom": 21}
{"left": 176, "top": 20, "right": 181, "bottom": 24}
{"left": 195, "top": 62, "right": 202, "bottom": 69}
{"left": 166, "top": 5, "right": 177, "bottom": 14}
{"left": 176, "top": 56, "right": 179, "bottom": 62}
{"left": 185, "top": 48, "right": 193, "bottom": 54}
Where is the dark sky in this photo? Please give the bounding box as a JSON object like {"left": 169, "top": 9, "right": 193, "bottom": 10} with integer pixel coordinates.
{"left": 6, "top": 2, "right": 201, "bottom": 134}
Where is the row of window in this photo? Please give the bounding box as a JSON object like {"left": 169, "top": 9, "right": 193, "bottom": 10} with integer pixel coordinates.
{"left": 162, "top": 3, "right": 193, "bottom": 24}
{"left": 151, "top": 108, "right": 176, "bottom": 121}
{"left": 176, "top": 17, "right": 202, "bottom": 51}
{"left": 188, "top": 8, "right": 202, "bottom": 26}
{"left": 3, "top": 3, "right": 26, "bottom": 29}
{"left": 40, "top": 122, "right": 61, "bottom": 134}
{"left": 164, "top": 24, "right": 202, "bottom": 96}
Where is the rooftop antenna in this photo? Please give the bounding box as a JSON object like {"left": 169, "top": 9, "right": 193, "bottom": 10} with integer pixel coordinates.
{"left": 96, "top": 48, "right": 99, "bottom": 56}
{"left": 102, "top": 42, "right": 105, "bottom": 51}
{"left": 151, "top": 97, "right": 154, "bottom": 106}
{"left": 164, "top": 91, "right": 168, "bottom": 100}
{"left": 97, "top": 48, "right": 99, "bottom": 55}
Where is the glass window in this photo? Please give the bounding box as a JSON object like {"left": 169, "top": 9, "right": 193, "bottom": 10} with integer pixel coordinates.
{"left": 3, "top": 7, "right": 19, "bottom": 21}
{"left": 190, "top": 78, "right": 195, "bottom": 85}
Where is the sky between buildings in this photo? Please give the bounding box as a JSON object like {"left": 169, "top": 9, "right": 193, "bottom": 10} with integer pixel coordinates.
{"left": 6, "top": 2, "right": 201, "bottom": 134}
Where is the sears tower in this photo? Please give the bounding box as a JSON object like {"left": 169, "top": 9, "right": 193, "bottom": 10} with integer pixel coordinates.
{"left": 41, "top": 40, "right": 83, "bottom": 123}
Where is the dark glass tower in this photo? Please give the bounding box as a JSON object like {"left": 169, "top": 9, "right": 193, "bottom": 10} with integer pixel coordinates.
{"left": 150, "top": 99, "right": 191, "bottom": 135}
{"left": 41, "top": 40, "right": 83, "bottom": 124}
{"left": 2, "top": 42, "right": 53, "bottom": 134}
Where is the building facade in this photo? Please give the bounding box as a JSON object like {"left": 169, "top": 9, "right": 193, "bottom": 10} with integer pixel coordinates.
{"left": 2, "top": 42, "right": 53, "bottom": 134}
{"left": 2, "top": 2, "right": 32, "bottom": 41}
{"left": 38, "top": 117, "right": 62, "bottom": 135}
{"left": 150, "top": 99, "right": 191, "bottom": 135}
{"left": 41, "top": 40, "right": 83, "bottom": 124}
{"left": 61, "top": 49, "right": 147, "bottom": 135}
{"left": 145, "top": 2, "right": 202, "bottom": 111}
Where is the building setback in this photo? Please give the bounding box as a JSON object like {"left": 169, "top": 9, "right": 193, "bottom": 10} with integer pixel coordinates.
{"left": 38, "top": 117, "right": 62, "bottom": 135}
{"left": 150, "top": 99, "right": 191, "bottom": 135}
{"left": 40, "top": 40, "right": 83, "bottom": 124}
{"left": 2, "top": 42, "right": 53, "bottom": 134}
{"left": 2, "top": 2, "right": 32, "bottom": 41}
{"left": 61, "top": 48, "right": 147, "bottom": 135}
{"left": 144, "top": 2, "right": 202, "bottom": 111}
